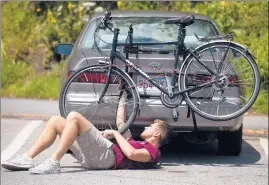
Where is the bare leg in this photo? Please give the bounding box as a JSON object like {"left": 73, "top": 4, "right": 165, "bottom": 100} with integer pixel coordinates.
{"left": 25, "top": 116, "right": 66, "bottom": 158}
{"left": 51, "top": 112, "right": 90, "bottom": 161}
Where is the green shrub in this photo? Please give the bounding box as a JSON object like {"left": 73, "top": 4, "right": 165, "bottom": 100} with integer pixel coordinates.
{"left": 251, "top": 89, "right": 268, "bottom": 114}
{"left": 1, "top": 60, "right": 63, "bottom": 100}
{"left": 117, "top": 1, "right": 268, "bottom": 115}
{"left": 1, "top": 60, "right": 34, "bottom": 88}
{"left": 1, "top": 1, "right": 267, "bottom": 114}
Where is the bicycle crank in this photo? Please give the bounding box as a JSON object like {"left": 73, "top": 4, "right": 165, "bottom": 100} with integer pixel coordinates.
{"left": 160, "top": 74, "right": 183, "bottom": 108}
{"left": 160, "top": 92, "right": 183, "bottom": 108}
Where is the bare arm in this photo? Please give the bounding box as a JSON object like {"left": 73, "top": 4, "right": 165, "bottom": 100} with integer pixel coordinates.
{"left": 113, "top": 131, "right": 151, "bottom": 162}
{"left": 116, "top": 92, "right": 132, "bottom": 140}
{"left": 105, "top": 93, "right": 151, "bottom": 162}
{"left": 103, "top": 130, "right": 151, "bottom": 162}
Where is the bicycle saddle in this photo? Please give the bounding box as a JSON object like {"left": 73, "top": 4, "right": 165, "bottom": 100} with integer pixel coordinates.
{"left": 164, "top": 15, "right": 195, "bottom": 26}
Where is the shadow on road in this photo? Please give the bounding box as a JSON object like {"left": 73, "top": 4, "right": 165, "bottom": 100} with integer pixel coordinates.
{"left": 159, "top": 137, "right": 261, "bottom": 167}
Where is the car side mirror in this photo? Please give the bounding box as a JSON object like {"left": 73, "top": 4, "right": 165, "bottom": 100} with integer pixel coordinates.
{"left": 55, "top": 43, "right": 73, "bottom": 55}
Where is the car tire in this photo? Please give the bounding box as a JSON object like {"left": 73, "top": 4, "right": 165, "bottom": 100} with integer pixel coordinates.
{"left": 218, "top": 124, "right": 243, "bottom": 156}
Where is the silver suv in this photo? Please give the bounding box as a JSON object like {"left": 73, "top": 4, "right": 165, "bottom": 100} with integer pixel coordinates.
{"left": 56, "top": 11, "right": 243, "bottom": 156}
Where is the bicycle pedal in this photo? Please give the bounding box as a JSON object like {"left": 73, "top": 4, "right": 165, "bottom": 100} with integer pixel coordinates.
{"left": 172, "top": 108, "right": 179, "bottom": 122}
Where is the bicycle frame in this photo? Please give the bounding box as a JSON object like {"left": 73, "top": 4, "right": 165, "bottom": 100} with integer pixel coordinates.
{"left": 98, "top": 25, "right": 218, "bottom": 101}
{"left": 113, "top": 48, "right": 217, "bottom": 96}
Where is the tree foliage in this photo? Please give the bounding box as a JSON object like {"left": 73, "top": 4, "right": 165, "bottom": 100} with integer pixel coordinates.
{"left": 1, "top": 1, "right": 101, "bottom": 71}
{"left": 118, "top": 1, "right": 268, "bottom": 114}
{"left": 1, "top": 2, "right": 42, "bottom": 64}
{"left": 118, "top": 1, "right": 268, "bottom": 85}
{"left": 1, "top": 1, "right": 268, "bottom": 113}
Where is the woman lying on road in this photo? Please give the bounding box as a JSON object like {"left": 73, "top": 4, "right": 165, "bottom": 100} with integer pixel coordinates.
{"left": 1, "top": 93, "right": 173, "bottom": 174}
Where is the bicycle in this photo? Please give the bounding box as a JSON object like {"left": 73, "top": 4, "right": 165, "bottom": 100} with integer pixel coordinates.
{"left": 59, "top": 11, "right": 260, "bottom": 134}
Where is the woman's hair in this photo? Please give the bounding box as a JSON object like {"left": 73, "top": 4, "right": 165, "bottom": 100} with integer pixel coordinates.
{"left": 153, "top": 119, "right": 174, "bottom": 147}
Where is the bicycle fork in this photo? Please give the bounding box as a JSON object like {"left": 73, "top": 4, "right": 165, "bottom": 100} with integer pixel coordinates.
{"left": 98, "top": 66, "right": 112, "bottom": 103}
{"left": 98, "top": 29, "right": 120, "bottom": 103}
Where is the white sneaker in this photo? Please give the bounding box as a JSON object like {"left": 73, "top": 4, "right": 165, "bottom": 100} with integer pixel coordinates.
{"left": 2, "top": 154, "right": 34, "bottom": 170}
{"left": 29, "top": 158, "right": 60, "bottom": 174}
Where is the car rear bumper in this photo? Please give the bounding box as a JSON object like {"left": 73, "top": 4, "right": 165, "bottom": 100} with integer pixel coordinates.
{"left": 61, "top": 72, "right": 243, "bottom": 133}
{"left": 62, "top": 83, "right": 243, "bottom": 133}
{"left": 130, "top": 98, "right": 243, "bottom": 132}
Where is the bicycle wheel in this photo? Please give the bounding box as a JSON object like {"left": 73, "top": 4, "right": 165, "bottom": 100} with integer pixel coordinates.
{"left": 179, "top": 41, "right": 260, "bottom": 121}
{"left": 59, "top": 64, "right": 140, "bottom": 134}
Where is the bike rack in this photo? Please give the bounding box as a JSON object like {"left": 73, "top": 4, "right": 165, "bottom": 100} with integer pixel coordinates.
{"left": 187, "top": 106, "right": 198, "bottom": 132}
{"left": 123, "top": 24, "right": 199, "bottom": 128}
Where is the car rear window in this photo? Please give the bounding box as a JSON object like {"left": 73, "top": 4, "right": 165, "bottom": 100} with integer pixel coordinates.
{"left": 82, "top": 17, "right": 218, "bottom": 49}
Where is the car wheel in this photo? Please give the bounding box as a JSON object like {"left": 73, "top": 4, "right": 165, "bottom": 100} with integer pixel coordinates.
{"left": 218, "top": 124, "right": 243, "bottom": 156}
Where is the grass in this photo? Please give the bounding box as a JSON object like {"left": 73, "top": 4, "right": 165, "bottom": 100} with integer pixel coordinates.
{"left": 1, "top": 60, "right": 63, "bottom": 100}
{"left": 251, "top": 88, "right": 268, "bottom": 114}
{"left": 1, "top": 60, "right": 268, "bottom": 115}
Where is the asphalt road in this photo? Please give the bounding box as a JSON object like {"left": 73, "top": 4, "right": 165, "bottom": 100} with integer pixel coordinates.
{"left": 1, "top": 97, "right": 268, "bottom": 132}
{"left": 1, "top": 118, "right": 268, "bottom": 185}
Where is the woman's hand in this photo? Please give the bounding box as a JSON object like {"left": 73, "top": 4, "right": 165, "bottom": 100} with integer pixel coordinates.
{"left": 102, "top": 130, "right": 115, "bottom": 139}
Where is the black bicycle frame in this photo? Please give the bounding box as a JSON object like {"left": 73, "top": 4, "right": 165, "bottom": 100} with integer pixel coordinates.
{"left": 113, "top": 50, "right": 217, "bottom": 97}
{"left": 98, "top": 26, "right": 218, "bottom": 101}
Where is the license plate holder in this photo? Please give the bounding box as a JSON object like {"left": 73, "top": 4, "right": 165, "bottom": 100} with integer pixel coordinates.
{"left": 136, "top": 76, "right": 166, "bottom": 96}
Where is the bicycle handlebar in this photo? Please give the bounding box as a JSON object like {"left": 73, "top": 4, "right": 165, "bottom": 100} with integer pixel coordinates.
{"left": 100, "top": 11, "right": 113, "bottom": 32}
{"left": 104, "top": 11, "right": 111, "bottom": 20}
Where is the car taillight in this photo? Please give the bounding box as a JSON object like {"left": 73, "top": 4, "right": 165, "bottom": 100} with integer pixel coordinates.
{"left": 228, "top": 75, "right": 239, "bottom": 83}
{"left": 228, "top": 75, "right": 241, "bottom": 86}
{"left": 68, "top": 71, "right": 120, "bottom": 84}
{"left": 186, "top": 74, "right": 212, "bottom": 84}
{"left": 67, "top": 71, "right": 73, "bottom": 78}
{"left": 194, "top": 75, "right": 212, "bottom": 83}
{"left": 186, "top": 74, "right": 239, "bottom": 85}
{"left": 73, "top": 72, "right": 107, "bottom": 83}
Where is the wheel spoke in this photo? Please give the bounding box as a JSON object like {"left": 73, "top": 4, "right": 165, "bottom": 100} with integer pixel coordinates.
{"left": 203, "top": 88, "right": 215, "bottom": 113}
{"left": 209, "top": 46, "right": 218, "bottom": 71}
{"left": 90, "top": 70, "right": 97, "bottom": 95}
{"left": 226, "top": 66, "right": 252, "bottom": 76}
{"left": 217, "top": 44, "right": 230, "bottom": 73}
{"left": 240, "top": 96, "right": 247, "bottom": 101}
{"left": 189, "top": 83, "right": 211, "bottom": 96}
{"left": 61, "top": 66, "right": 138, "bottom": 134}
{"left": 182, "top": 44, "right": 259, "bottom": 120}
{"left": 223, "top": 53, "right": 242, "bottom": 74}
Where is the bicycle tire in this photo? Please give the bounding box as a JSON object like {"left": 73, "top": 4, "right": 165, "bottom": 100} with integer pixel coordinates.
{"left": 179, "top": 41, "right": 260, "bottom": 121}
{"left": 59, "top": 64, "right": 140, "bottom": 134}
